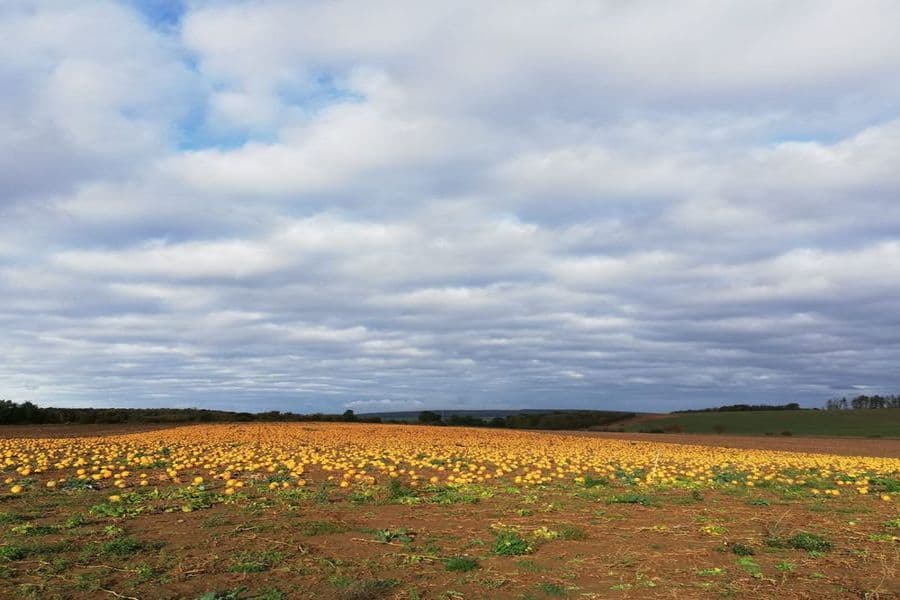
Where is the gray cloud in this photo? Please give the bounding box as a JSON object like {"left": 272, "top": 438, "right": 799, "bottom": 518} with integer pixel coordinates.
{"left": 2, "top": 0, "right": 900, "bottom": 412}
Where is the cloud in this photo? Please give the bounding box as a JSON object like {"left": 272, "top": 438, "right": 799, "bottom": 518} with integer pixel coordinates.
{"left": 2, "top": 1, "right": 900, "bottom": 412}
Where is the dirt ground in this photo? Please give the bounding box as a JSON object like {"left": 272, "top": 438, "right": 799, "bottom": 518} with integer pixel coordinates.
{"left": 0, "top": 423, "right": 185, "bottom": 439}
{"left": 0, "top": 423, "right": 897, "bottom": 599}
{"left": 566, "top": 431, "right": 900, "bottom": 458}
{"left": 1, "top": 481, "right": 898, "bottom": 599}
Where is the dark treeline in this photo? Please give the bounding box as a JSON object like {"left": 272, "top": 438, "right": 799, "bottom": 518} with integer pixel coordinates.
{"left": 415, "top": 410, "right": 635, "bottom": 430}
{"left": 673, "top": 403, "right": 801, "bottom": 414}
{"left": 0, "top": 401, "right": 379, "bottom": 425}
{"left": 0, "top": 400, "right": 634, "bottom": 431}
{"left": 824, "top": 395, "right": 900, "bottom": 410}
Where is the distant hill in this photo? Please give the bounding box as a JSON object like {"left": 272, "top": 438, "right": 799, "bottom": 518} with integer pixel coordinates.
{"left": 363, "top": 409, "right": 637, "bottom": 430}
{"left": 618, "top": 409, "right": 900, "bottom": 438}
{"left": 360, "top": 408, "right": 576, "bottom": 422}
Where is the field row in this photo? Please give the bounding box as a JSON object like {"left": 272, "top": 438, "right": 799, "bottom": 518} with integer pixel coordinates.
{"left": 0, "top": 424, "right": 897, "bottom": 599}
{"left": 2, "top": 424, "right": 899, "bottom": 500}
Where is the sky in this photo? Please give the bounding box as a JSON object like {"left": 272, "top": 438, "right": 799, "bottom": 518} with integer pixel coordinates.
{"left": 2, "top": 1, "right": 900, "bottom": 414}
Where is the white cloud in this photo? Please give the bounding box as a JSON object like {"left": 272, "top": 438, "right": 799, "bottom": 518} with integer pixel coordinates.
{"left": 2, "top": 1, "right": 900, "bottom": 411}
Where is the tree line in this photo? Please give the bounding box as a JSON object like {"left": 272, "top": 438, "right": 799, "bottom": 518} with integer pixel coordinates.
{"left": 824, "top": 395, "right": 900, "bottom": 410}
{"left": 415, "top": 410, "right": 635, "bottom": 430}
{"left": 0, "top": 400, "right": 378, "bottom": 425}
{"left": 0, "top": 400, "right": 634, "bottom": 431}
{"left": 673, "top": 403, "right": 801, "bottom": 414}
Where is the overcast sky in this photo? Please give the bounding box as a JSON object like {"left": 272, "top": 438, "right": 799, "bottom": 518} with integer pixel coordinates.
{"left": 2, "top": 1, "right": 900, "bottom": 413}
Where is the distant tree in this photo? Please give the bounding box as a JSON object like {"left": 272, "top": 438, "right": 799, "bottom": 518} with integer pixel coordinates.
{"left": 342, "top": 409, "right": 357, "bottom": 422}
{"left": 418, "top": 410, "right": 442, "bottom": 424}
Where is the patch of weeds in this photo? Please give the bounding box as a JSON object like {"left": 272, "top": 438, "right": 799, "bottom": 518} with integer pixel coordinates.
{"left": 870, "top": 477, "right": 900, "bottom": 493}
{"left": 9, "top": 523, "right": 59, "bottom": 536}
{"left": 63, "top": 514, "right": 88, "bottom": 529}
{"left": 313, "top": 483, "right": 333, "bottom": 504}
{"left": 374, "top": 528, "right": 414, "bottom": 543}
{"left": 607, "top": 493, "right": 653, "bottom": 506}
{"left": 387, "top": 480, "right": 418, "bottom": 503}
{"left": 133, "top": 563, "right": 159, "bottom": 583}
{"left": 868, "top": 533, "right": 894, "bottom": 542}
{"left": 99, "top": 536, "right": 144, "bottom": 556}
{"left": 747, "top": 498, "right": 770, "bottom": 506}
{"left": 24, "top": 540, "right": 74, "bottom": 558}
{"left": 444, "top": 556, "right": 479, "bottom": 572}
{"left": 736, "top": 556, "right": 762, "bottom": 578}
{"left": 349, "top": 488, "right": 376, "bottom": 505}
{"left": 731, "top": 543, "right": 754, "bottom": 556}
{"left": 59, "top": 478, "right": 98, "bottom": 491}
{"left": 329, "top": 575, "right": 354, "bottom": 588}
{"left": 697, "top": 567, "right": 725, "bottom": 576}
{"left": 516, "top": 508, "right": 533, "bottom": 517}
{"left": 0, "top": 512, "right": 23, "bottom": 525}
{"left": 103, "top": 525, "right": 125, "bottom": 537}
{"left": 516, "top": 559, "right": 546, "bottom": 572}
{"left": 883, "top": 518, "right": 900, "bottom": 529}
{"left": 780, "top": 486, "right": 806, "bottom": 500}
{"left": 700, "top": 524, "right": 727, "bottom": 536}
{"left": 531, "top": 526, "right": 560, "bottom": 540}
{"left": 298, "top": 520, "right": 349, "bottom": 536}
{"left": 166, "top": 487, "right": 223, "bottom": 512}
{"left": 43, "top": 557, "right": 70, "bottom": 574}
{"left": 492, "top": 530, "right": 533, "bottom": 556}
{"left": 775, "top": 561, "right": 794, "bottom": 572}
{"left": 582, "top": 475, "right": 609, "bottom": 488}
{"left": 477, "top": 575, "right": 508, "bottom": 589}
{"left": 201, "top": 514, "right": 228, "bottom": 528}
{"left": 229, "top": 550, "right": 285, "bottom": 573}
{"left": 557, "top": 524, "right": 587, "bottom": 540}
{"left": 398, "top": 553, "right": 433, "bottom": 566}
{"left": 242, "top": 499, "right": 274, "bottom": 516}
{"left": 89, "top": 502, "right": 142, "bottom": 519}
{"left": 0, "top": 545, "right": 28, "bottom": 561}
{"left": 766, "top": 532, "right": 833, "bottom": 553}
{"left": 339, "top": 578, "right": 398, "bottom": 600}
{"left": 711, "top": 468, "right": 749, "bottom": 485}
{"left": 274, "top": 488, "right": 313, "bottom": 506}
{"left": 536, "top": 581, "right": 567, "bottom": 597}
{"left": 74, "top": 571, "right": 103, "bottom": 591}
{"left": 16, "top": 582, "right": 51, "bottom": 598}
{"left": 463, "top": 537, "right": 485, "bottom": 549}
{"left": 264, "top": 472, "right": 292, "bottom": 484}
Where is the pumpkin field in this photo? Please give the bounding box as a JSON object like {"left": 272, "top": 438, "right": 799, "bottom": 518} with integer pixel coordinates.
{"left": 0, "top": 423, "right": 897, "bottom": 599}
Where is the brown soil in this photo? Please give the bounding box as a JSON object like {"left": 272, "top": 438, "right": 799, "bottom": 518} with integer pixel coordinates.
{"left": 2, "top": 485, "right": 896, "bottom": 599}
{"left": 564, "top": 431, "right": 900, "bottom": 458}
{"left": 0, "top": 424, "right": 897, "bottom": 599}
{"left": 0, "top": 423, "right": 189, "bottom": 439}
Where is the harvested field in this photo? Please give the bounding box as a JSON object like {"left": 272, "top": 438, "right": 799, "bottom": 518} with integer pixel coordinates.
{"left": 0, "top": 423, "right": 896, "bottom": 599}
{"left": 567, "top": 431, "right": 900, "bottom": 458}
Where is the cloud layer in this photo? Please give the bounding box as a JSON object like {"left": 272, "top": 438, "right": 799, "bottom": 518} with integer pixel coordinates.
{"left": 3, "top": 0, "right": 900, "bottom": 412}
